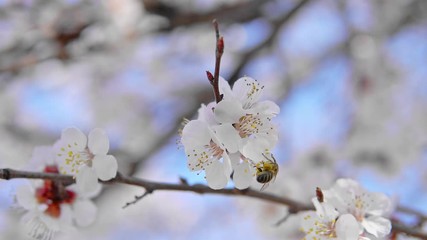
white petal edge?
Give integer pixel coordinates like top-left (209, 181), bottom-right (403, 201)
top-left (16, 184), bottom-right (37, 210)
top-left (218, 77), bottom-right (234, 100)
top-left (233, 161), bottom-right (253, 190)
top-left (362, 215), bottom-right (392, 238)
top-left (88, 128), bottom-right (110, 155)
top-left (62, 127), bottom-right (87, 150)
top-left (181, 120), bottom-right (212, 147)
top-left (205, 160), bottom-right (229, 190)
top-left (241, 137), bottom-right (271, 162)
top-left (336, 214), bottom-right (361, 240)
top-left (92, 155), bottom-right (118, 181)
top-left (73, 199), bottom-right (97, 227)
top-left (212, 123), bottom-right (240, 153)
top-left (214, 99), bottom-right (245, 124)
top-left (76, 167), bottom-right (100, 194)
top-left (250, 100), bottom-right (280, 115)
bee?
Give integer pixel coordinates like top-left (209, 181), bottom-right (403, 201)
top-left (255, 153), bottom-right (279, 191)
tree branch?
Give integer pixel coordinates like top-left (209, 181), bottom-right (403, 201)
top-left (1, 168), bottom-right (427, 239)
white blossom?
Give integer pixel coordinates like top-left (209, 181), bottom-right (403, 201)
top-left (301, 198), bottom-right (361, 240)
top-left (181, 77), bottom-right (281, 190)
top-left (15, 167), bottom-right (97, 240)
top-left (55, 127), bottom-right (118, 193)
top-left (181, 119), bottom-right (240, 189)
top-left (324, 178), bottom-right (393, 238)
top-left (215, 77), bottom-right (279, 162)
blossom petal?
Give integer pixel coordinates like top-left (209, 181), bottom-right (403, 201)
top-left (92, 155), bottom-right (118, 181)
top-left (212, 123), bottom-right (240, 153)
top-left (222, 153), bottom-right (233, 177)
top-left (16, 184), bottom-right (37, 210)
top-left (232, 76), bottom-right (263, 108)
top-left (58, 206), bottom-right (77, 234)
top-left (241, 137), bottom-right (271, 162)
top-left (59, 204), bottom-right (74, 225)
top-left (232, 160), bottom-right (253, 190)
top-left (62, 127), bottom-right (87, 151)
top-left (218, 77), bottom-right (233, 100)
top-left (336, 214), bottom-right (361, 240)
top-left (312, 198), bottom-right (339, 221)
top-left (68, 183), bottom-right (102, 199)
top-left (186, 145), bottom-right (211, 172)
top-left (24, 214), bottom-right (57, 238)
top-left (214, 99), bottom-right (245, 124)
top-left (362, 215), bottom-right (392, 238)
top-left (29, 146), bottom-right (56, 169)
top-left (205, 160), bottom-right (229, 190)
top-left (364, 192), bottom-right (392, 216)
top-left (73, 199), bottom-right (97, 227)
top-left (300, 211), bottom-right (318, 235)
top-left (88, 128), bottom-right (110, 155)
top-left (76, 167), bottom-right (99, 193)
top-left (250, 100), bottom-right (280, 116)
top-left (181, 120), bottom-right (211, 146)
top-left (40, 214), bottom-right (61, 232)
top-left (197, 102), bottom-right (217, 126)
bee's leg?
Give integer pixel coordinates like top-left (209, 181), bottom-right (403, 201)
top-left (270, 154), bottom-right (277, 163)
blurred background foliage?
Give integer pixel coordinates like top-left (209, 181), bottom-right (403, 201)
top-left (1, 0), bottom-right (427, 239)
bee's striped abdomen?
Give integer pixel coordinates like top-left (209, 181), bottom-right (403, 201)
top-left (256, 171), bottom-right (274, 184)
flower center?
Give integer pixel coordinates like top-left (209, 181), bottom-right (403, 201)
top-left (303, 215), bottom-right (337, 238)
top-left (314, 219), bottom-right (337, 238)
top-left (352, 196), bottom-right (366, 221)
top-left (35, 166), bottom-right (77, 218)
top-left (234, 114), bottom-right (265, 138)
top-left (208, 140), bottom-right (224, 158)
top-left (189, 140), bottom-right (224, 171)
top-left (58, 145), bottom-right (94, 175)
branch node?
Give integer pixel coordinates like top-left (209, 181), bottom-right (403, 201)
top-left (179, 177), bottom-right (189, 185)
top-left (1, 168), bottom-right (10, 180)
top-left (217, 36), bottom-right (224, 55)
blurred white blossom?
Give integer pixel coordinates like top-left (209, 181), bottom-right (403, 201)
top-left (55, 127), bottom-right (118, 193)
top-left (323, 179), bottom-right (393, 238)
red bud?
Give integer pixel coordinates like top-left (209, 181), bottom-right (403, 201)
top-left (206, 71), bottom-right (214, 82)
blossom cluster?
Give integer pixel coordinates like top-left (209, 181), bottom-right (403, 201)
top-left (15, 128), bottom-right (117, 240)
top-left (180, 76), bottom-right (280, 189)
top-left (300, 178), bottom-right (393, 240)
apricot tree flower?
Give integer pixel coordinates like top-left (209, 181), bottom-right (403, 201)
top-left (15, 166), bottom-right (97, 240)
top-left (181, 119), bottom-right (240, 189)
top-left (324, 179), bottom-right (393, 238)
top-left (214, 77), bottom-right (279, 161)
top-left (301, 198), bottom-right (361, 240)
top-left (180, 77), bottom-right (281, 190)
top-left (55, 127), bottom-right (118, 193)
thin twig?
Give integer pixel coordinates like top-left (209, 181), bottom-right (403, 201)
top-left (1, 168), bottom-right (427, 239)
top-left (208, 19), bottom-right (224, 103)
top-left (122, 190), bottom-right (152, 209)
